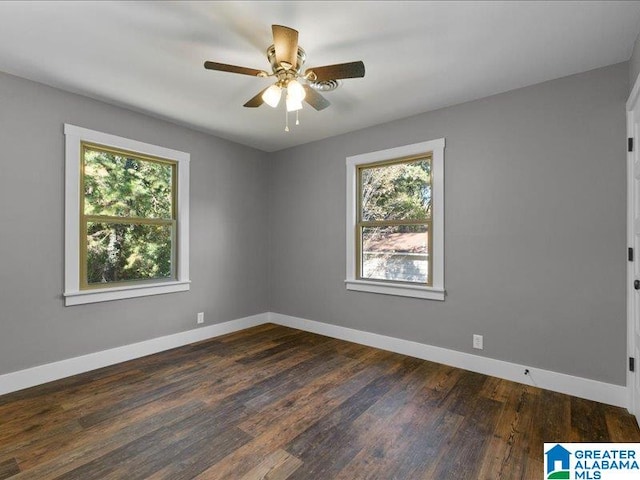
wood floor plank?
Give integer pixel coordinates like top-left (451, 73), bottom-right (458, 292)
top-left (10, 400), bottom-right (206, 478)
top-left (605, 405), bottom-right (640, 441)
top-left (219, 350), bottom-right (352, 408)
top-left (0, 459), bottom-right (19, 480)
top-left (197, 352), bottom-right (395, 479)
top-left (78, 345), bottom-right (313, 429)
top-left (237, 353), bottom-right (350, 412)
top-left (0, 416), bottom-right (83, 465)
top-left (238, 350), bottom-right (391, 438)
top-left (476, 384), bottom-right (538, 480)
top-left (0, 404), bottom-right (74, 444)
top-left (142, 427), bottom-right (256, 480)
top-left (334, 380), bottom-right (463, 480)
top-left (0, 324), bottom-right (638, 480)
top-left (197, 350), bottom-right (340, 410)
top-left (537, 389), bottom-right (572, 442)
top-left (0, 367), bottom-right (120, 408)
top-left (284, 357), bottom-right (422, 479)
top-left (238, 449), bottom-right (303, 480)
top-left (419, 363), bottom-right (464, 405)
top-left (57, 365), bottom-right (200, 414)
top-left (570, 397), bottom-right (611, 442)
top-left (440, 370), bottom-right (490, 415)
top-left (102, 426), bottom-right (251, 480)
top-left (214, 324), bottom-right (295, 345)
top-left (479, 375), bottom-right (514, 403)
top-left (430, 395), bottom-right (504, 479)
top-left (343, 360), bottom-right (469, 480)
top-left (56, 399), bottom-right (251, 480)
top-left (320, 337), bottom-right (376, 359)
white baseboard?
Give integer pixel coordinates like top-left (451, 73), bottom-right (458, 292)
top-left (268, 312), bottom-right (628, 409)
top-left (0, 310), bottom-right (628, 409)
top-left (0, 313), bottom-right (268, 396)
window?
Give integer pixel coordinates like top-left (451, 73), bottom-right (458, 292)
top-left (64, 124), bottom-right (190, 306)
top-left (358, 155), bottom-right (432, 284)
top-left (346, 139), bottom-right (445, 300)
top-left (81, 144), bottom-right (176, 287)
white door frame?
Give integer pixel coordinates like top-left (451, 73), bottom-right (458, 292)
top-left (627, 73), bottom-right (640, 419)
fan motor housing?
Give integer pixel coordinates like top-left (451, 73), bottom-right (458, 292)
top-left (266, 45), bottom-right (341, 92)
top-left (267, 45), bottom-right (306, 75)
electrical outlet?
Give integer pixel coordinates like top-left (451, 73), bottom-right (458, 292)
top-left (473, 334), bottom-right (483, 350)
top-left (197, 312), bottom-right (204, 324)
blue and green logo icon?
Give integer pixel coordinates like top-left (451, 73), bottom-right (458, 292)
top-left (546, 444), bottom-right (571, 479)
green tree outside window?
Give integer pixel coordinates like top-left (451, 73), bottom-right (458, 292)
top-left (81, 144), bottom-right (176, 287)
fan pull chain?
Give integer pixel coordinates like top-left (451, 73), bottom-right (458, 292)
top-left (296, 110), bottom-right (300, 126)
top-left (285, 108), bottom-right (289, 132)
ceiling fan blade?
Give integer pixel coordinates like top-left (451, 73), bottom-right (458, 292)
top-left (303, 85), bottom-right (330, 111)
top-left (305, 61), bottom-right (365, 82)
top-left (243, 87), bottom-right (269, 108)
top-left (204, 61), bottom-right (265, 77)
top-left (272, 25), bottom-right (299, 69)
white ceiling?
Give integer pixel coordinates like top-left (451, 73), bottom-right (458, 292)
top-left (0, 1), bottom-right (639, 152)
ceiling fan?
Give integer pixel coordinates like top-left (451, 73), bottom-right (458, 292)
top-left (204, 25), bottom-right (365, 130)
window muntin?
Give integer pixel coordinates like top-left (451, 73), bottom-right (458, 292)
top-left (80, 143), bottom-right (177, 289)
top-left (356, 155), bottom-right (433, 286)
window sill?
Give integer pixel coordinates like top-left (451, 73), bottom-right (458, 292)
top-left (345, 279), bottom-right (445, 301)
top-left (64, 280), bottom-right (191, 306)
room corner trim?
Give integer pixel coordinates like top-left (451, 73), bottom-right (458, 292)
top-left (1, 311), bottom-right (627, 409)
top-left (268, 312), bottom-right (628, 409)
top-left (0, 312), bottom-right (269, 397)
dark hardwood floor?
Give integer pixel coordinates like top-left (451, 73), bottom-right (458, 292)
top-left (0, 323), bottom-right (638, 479)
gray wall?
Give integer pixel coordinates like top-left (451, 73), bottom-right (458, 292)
top-left (269, 62), bottom-right (629, 385)
top-left (0, 62), bottom-right (630, 387)
top-left (0, 71), bottom-right (270, 375)
top-left (631, 30), bottom-right (640, 90)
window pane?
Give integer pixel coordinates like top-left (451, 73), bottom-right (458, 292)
top-left (361, 225), bottom-right (429, 283)
top-left (86, 222), bottom-right (173, 285)
top-left (84, 147), bottom-right (174, 218)
top-left (360, 159), bottom-right (431, 221)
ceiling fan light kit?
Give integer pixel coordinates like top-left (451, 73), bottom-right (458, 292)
top-left (261, 85), bottom-right (282, 108)
top-left (204, 24), bottom-right (365, 132)
top-left (286, 95), bottom-right (303, 113)
top-left (286, 79), bottom-right (306, 103)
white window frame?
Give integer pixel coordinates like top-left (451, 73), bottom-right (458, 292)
top-left (345, 138), bottom-right (445, 300)
top-left (63, 124), bottom-right (190, 306)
